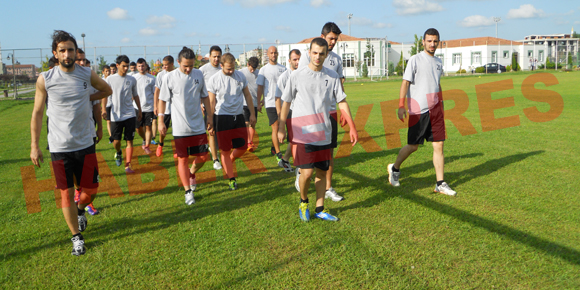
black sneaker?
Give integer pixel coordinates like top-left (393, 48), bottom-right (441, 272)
top-left (78, 211), bottom-right (87, 232)
top-left (270, 146), bottom-right (276, 155)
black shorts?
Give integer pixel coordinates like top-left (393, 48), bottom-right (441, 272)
top-left (330, 111), bottom-right (338, 148)
top-left (138, 111), bottom-right (155, 127)
top-left (174, 134), bottom-right (209, 158)
top-left (51, 145), bottom-right (99, 189)
top-left (162, 114), bottom-right (171, 129)
top-left (286, 110), bottom-right (293, 143)
top-left (104, 106), bottom-right (112, 121)
top-left (243, 106), bottom-right (257, 124)
top-left (294, 143), bottom-right (332, 171)
top-left (110, 117), bottom-right (136, 141)
top-left (214, 114), bottom-right (248, 151)
top-left (407, 103), bottom-right (446, 145)
top-left (266, 107), bottom-right (278, 126)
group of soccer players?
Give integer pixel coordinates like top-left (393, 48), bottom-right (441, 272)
top-left (30, 22), bottom-right (456, 255)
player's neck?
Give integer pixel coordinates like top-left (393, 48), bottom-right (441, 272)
top-left (308, 63), bottom-right (323, 72)
top-left (269, 61), bottom-right (277, 66)
top-left (58, 63), bottom-right (76, 73)
top-left (423, 50), bottom-right (435, 57)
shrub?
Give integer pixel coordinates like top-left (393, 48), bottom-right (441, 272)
top-left (475, 67), bottom-right (486, 73)
top-left (506, 65), bottom-right (511, 71)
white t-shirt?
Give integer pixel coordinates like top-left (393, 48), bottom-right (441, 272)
top-left (239, 67), bottom-right (258, 107)
top-left (256, 63), bottom-right (286, 108)
top-left (155, 70), bottom-right (171, 114)
top-left (106, 74), bottom-right (138, 122)
top-left (403, 51), bottom-right (443, 115)
top-left (103, 76), bottom-right (112, 108)
top-left (134, 73), bottom-right (156, 112)
top-left (199, 63), bottom-right (221, 83)
top-left (281, 66), bottom-right (346, 146)
top-left (159, 69), bottom-right (208, 136)
top-left (275, 69), bottom-right (295, 110)
top-left (299, 50), bottom-right (344, 111)
top-left (207, 70), bottom-right (248, 116)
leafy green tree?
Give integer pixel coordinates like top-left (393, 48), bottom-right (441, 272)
top-left (363, 39), bottom-right (375, 67)
top-left (362, 63), bottom-right (368, 77)
top-left (395, 53), bottom-right (404, 75)
top-left (388, 62), bottom-right (395, 76)
top-left (40, 56), bottom-right (50, 72)
top-left (410, 34), bottom-right (424, 56)
top-left (97, 56), bottom-right (108, 71)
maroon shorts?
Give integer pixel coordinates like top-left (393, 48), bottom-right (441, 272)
top-left (174, 134), bottom-right (209, 158)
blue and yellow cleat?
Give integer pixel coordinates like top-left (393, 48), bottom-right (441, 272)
top-left (299, 202), bottom-right (310, 222)
top-left (314, 209), bottom-right (339, 221)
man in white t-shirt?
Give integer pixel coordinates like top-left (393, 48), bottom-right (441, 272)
top-left (129, 62), bottom-right (137, 76)
top-left (239, 56), bottom-right (260, 152)
top-left (134, 58), bottom-right (156, 154)
top-left (159, 47), bottom-right (211, 205)
top-left (154, 55), bottom-right (175, 157)
top-left (199, 46), bottom-right (224, 171)
top-left (257, 46), bottom-right (287, 164)
top-left (387, 28), bottom-right (456, 196)
top-left (278, 38), bottom-right (358, 222)
top-left (207, 53), bottom-right (256, 190)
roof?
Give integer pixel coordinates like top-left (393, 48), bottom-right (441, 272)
top-left (439, 37), bottom-right (523, 48)
top-left (297, 34), bottom-right (365, 44)
top-left (6, 64), bottom-right (36, 69)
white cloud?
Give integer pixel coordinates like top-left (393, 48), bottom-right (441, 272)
top-left (393, 0), bottom-right (444, 15)
top-left (310, 0), bottom-right (330, 7)
top-left (373, 22), bottom-right (392, 29)
top-left (107, 8), bottom-right (132, 20)
top-left (121, 38), bottom-right (130, 43)
top-left (458, 15), bottom-right (496, 27)
top-left (139, 28), bottom-right (159, 36)
top-left (507, 4), bottom-right (545, 19)
top-left (347, 16), bottom-right (393, 30)
top-left (275, 26), bottom-right (293, 32)
top-left (258, 37), bottom-right (267, 42)
top-left (223, 0), bottom-right (299, 7)
top-left (146, 15), bottom-right (176, 29)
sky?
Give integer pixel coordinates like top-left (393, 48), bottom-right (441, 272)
top-left (1, 0), bottom-right (578, 65)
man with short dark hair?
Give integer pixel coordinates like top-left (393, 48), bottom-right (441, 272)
top-left (76, 48), bottom-right (87, 67)
top-left (102, 55), bottom-right (142, 174)
top-left (30, 30), bottom-right (112, 255)
top-left (134, 58), bottom-right (156, 154)
top-left (239, 56), bottom-right (260, 151)
top-left (387, 28), bottom-right (456, 196)
top-left (129, 61), bottom-right (137, 76)
top-left (109, 63), bottom-right (117, 75)
top-left (154, 55), bottom-right (175, 157)
top-left (200, 45), bottom-right (224, 170)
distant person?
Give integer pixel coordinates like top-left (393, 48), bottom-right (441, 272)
top-left (387, 28), bottom-right (456, 196)
top-left (134, 58), bottom-right (156, 154)
top-left (153, 55), bottom-right (176, 157)
top-left (199, 46), bottom-right (224, 170)
top-left (129, 61), bottom-right (137, 75)
top-left (239, 56), bottom-right (260, 152)
top-left (109, 63), bottom-right (117, 75)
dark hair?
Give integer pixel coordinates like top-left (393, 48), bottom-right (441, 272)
top-left (109, 63), bottom-right (117, 68)
top-left (321, 22), bottom-right (342, 36)
top-left (51, 30), bottom-right (78, 52)
top-left (77, 48), bottom-right (85, 55)
top-left (310, 37), bottom-right (329, 52)
top-left (220, 53), bottom-right (235, 64)
top-left (424, 28), bottom-right (440, 40)
top-left (163, 55), bottom-right (174, 63)
top-left (130, 61), bottom-right (136, 66)
top-left (102, 66), bottom-right (110, 71)
top-left (136, 58), bottom-right (147, 65)
top-left (248, 57), bottom-right (259, 69)
top-left (209, 45), bottom-right (222, 55)
top-left (116, 55), bottom-right (130, 65)
top-left (289, 49), bottom-right (301, 58)
top-left (85, 59), bottom-right (91, 65)
top-left (48, 56), bottom-right (58, 69)
top-left (178, 46), bottom-right (196, 60)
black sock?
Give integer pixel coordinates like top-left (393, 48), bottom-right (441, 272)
top-left (214, 159), bottom-right (219, 162)
top-left (315, 206), bottom-right (324, 213)
top-left (185, 189), bottom-right (192, 194)
top-left (300, 198), bottom-right (309, 204)
top-left (437, 180), bottom-right (444, 186)
top-left (392, 166), bottom-right (400, 172)
top-left (117, 150), bottom-right (122, 155)
top-left (159, 142), bottom-right (164, 147)
top-left (73, 233), bottom-right (83, 239)
top-left (78, 207), bottom-right (85, 216)
top-left (230, 177), bottom-right (236, 182)
top-left (276, 152), bottom-right (282, 158)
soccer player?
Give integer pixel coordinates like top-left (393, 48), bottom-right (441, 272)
top-left (207, 53), bottom-right (256, 190)
top-left (134, 58), bottom-right (156, 154)
top-left (278, 38), bottom-right (357, 222)
top-left (158, 47), bottom-right (211, 205)
top-left (199, 46), bottom-right (224, 170)
top-left (239, 56), bottom-right (260, 151)
top-left (30, 30), bottom-right (112, 255)
top-left (76, 48), bottom-right (87, 67)
top-left (297, 22), bottom-right (347, 202)
top-left (109, 63), bottom-right (117, 75)
top-left (257, 46), bottom-right (287, 164)
top-left (102, 55), bottom-right (142, 174)
top-left (129, 61), bottom-right (137, 75)
top-left (154, 55), bottom-right (175, 157)
top-left (274, 49), bottom-right (301, 173)
top-left (387, 28), bottom-right (456, 196)
top-left (101, 66), bottom-right (114, 141)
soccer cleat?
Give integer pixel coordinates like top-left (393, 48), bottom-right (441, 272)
top-left (156, 145), bottom-right (163, 157)
top-left (247, 142), bottom-right (255, 152)
top-left (78, 211), bottom-right (87, 232)
top-left (278, 159), bottom-right (294, 173)
top-left (434, 182), bottom-right (457, 196)
top-left (74, 188), bottom-right (82, 203)
top-left (315, 209), bottom-right (339, 221)
top-left (189, 173), bottom-right (197, 191)
top-left (71, 235), bottom-right (86, 256)
top-left (143, 146), bottom-right (151, 155)
top-left (325, 187), bottom-right (344, 202)
top-left (295, 169), bottom-right (301, 192)
top-left (125, 164), bottom-right (135, 174)
top-left (270, 146), bottom-right (276, 155)
top-left (299, 202), bottom-right (310, 222)
top-left (86, 203), bottom-right (100, 215)
top-left (387, 163), bottom-right (401, 187)
top-left (114, 153), bottom-right (122, 167)
top-left (141, 141), bottom-right (146, 150)
top-left (151, 139), bottom-right (157, 145)
top-left (228, 179), bottom-right (238, 190)
top-left (184, 190), bottom-right (195, 205)
top-left (213, 160), bottom-right (222, 170)
top-left (275, 152), bottom-right (283, 163)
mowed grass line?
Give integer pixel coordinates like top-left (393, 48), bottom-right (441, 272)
top-left (0, 71), bottom-right (579, 289)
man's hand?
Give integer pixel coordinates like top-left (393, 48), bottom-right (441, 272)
top-left (207, 120), bottom-right (215, 136)
top-left (137, 111), bottom-right (142, 122)
top-left (158, 122), bottom-right (167, 136)
top-left (31, 147), bottom-right (44, 168)
top-left (154, 107), bottom-right (158, 116)
top-left (349, 129), bottom-right (359, 147)
top-left (101, 110), bottom-right (108, 120)
top-left (250, 115), bottom-right (256, 127)
top-left (96, 128), bottom-right (103, 144)
top-left (397, 107), bottom-right (407, 121)
top-left (277, 126), bottom-right (286, 144)
top-left (257, 102), bottom-right (263, 113)
top-left (339, 113), bottom-right (348, 127)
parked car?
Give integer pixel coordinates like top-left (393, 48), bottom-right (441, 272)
top-left (478, 63), bottom-right (507, 73)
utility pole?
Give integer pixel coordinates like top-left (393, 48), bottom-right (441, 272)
top-left (493, 17), bottom-right (501, 38)
top-left (81, 33), bottom-right (86, 52)
top-left (348, 14), bottom-right (353, 36)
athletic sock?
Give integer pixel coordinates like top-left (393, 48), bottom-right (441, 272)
top-left (214, 159), bottom-right (219, 163)
top-left (315, 206), bottom-right (324, 214)
top-left (229, 177), bottom-right (236, 182)
top-left (159, 142), bottom-right (164, 147)
top-left (73, 233), bottom-right (83, 239)
top-left (77, 207), bottom-right (85, 216)
top-left (185, 189), bottom-right (192, 194)
top-left (392, 166), bottom-right (400, 172)
top-left (117, 150), bottom-right (122, 156)
top-left (300, 198), bottom-right (309, 204)
top-left (437, 180), bottom-right (444, 186)
top-left (276, 152), bottom-right (283, 159)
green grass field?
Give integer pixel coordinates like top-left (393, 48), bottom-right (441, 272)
top-left (1, 71), bottom-right (579, 289)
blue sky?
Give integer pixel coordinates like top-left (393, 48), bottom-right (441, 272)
top-left (1, 0), bottom-right (578, 64)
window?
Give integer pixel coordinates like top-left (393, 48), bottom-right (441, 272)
top-left (539, 50), bottom-right (544, 61)
top-left (503, 51), bottom-right (510, 58)
top-left (491, 51), bottom-right (497, 63)
top-left (528, 50), bottom-right (533, 58)
top-left (472, 52), bottom-right (481, 65)
top-left (452, 53), bottom-right (462, 65)
top-left (280, 56), bottom-right (287, 67)
top-left (435, 54), bottom-right (444, 65)
top-left (342, 53), bottom-right (355, 68)
top-left (365, 57), bottom-right (375, 67)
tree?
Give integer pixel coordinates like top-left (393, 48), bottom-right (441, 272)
top-left (40, 56), bottom-right (50, 72)
top-left (97, 56), bottom-right (108, 72)
top-left (363, 39), bottom-right (375, 67)
top-left (410, 34), bottom-right (424, 56)
top-left (362, 62), bottom-right (368, 77)
top-left (395, 53), bottom-right (404, 75)
top-left (388, 62), bottom-right (395, 76)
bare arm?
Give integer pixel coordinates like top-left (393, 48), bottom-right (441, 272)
top-left (90, 70), bottom-right (112, 101)
top-left (398, 79), bottom-right (411, 121)
top-left (207, 92), bottom-right (217, 136)
top-left (277, 101), bottom-right (291, 144)
top-left (154, 87), bottom-right (160, 115)
top-left (30, 76), bottom-right (47, 167)
top-left (133, 95), bottom-right (142, 121)
top-left (242, 87), bottom-right (256, 127)
top-left (257, 85), bottom-right (264, 113)
top-left (93, 103), bottom-right (102, 143)
top-left (158, 100), bottom-right (167, 136)
top-left (338, 100), bottom-right (358, 146)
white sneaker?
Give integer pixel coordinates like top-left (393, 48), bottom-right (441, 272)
top-left (278, 159), bottom-right (294, 172)
top-left (185, 190), bottom-right (195, 205)
top-left (213, 160), bottom-right (222, 170)
top-left (387, 163), bottom-right (400, 187)
top-left (295, 169), bottom-right (301, 192)
top-left (325, 187), bottom-right (344, 202)
top-left (71, 235), bottom-right (86, 256)
top-left (434, 182), bottom-right (456, 196)
top-left (78, 212), bottom-right (87, 232)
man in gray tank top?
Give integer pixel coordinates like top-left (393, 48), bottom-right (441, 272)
top-left (387, 28), bottom-right (456, 196)
top-left (30, 30), bottom-right (112, 256)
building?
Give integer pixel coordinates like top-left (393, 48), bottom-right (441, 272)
top-left (0, 43), bottom-right (5, 75)
top-left (6, 64), bottom-right (37, 79)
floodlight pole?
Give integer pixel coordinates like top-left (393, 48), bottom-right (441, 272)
top-left (81, 33), bottom-right (86, 52)
top-left (493, 17), bottom-right (501, 38)
top-left (348, 14), bottom-right (353, 36)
